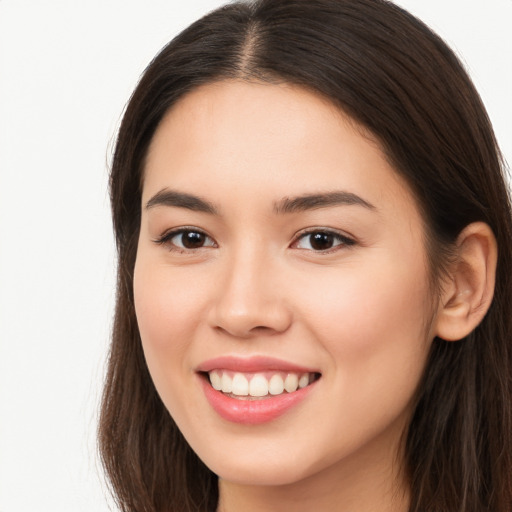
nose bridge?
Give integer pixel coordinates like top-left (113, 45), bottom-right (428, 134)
top-left (208, 239), bottom-right (291, 337)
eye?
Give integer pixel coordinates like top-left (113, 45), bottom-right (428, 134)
top-left (155, 228), bottom-right (216, 251)
top-left (293, 230), bottom-right (355, 252)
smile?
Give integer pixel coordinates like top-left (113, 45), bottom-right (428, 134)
top-left (208, 370), bottom-right (318, 398)
top-left (197, 357), bottom-right (321, 424)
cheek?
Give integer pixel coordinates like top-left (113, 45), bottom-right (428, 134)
top-left (296, 251), bottom-right (432, 385)
top-left (133, 257), bottom-right (208, 394)
top-left (134, 259), bottom-right (202, 346)
top-left (294, 258), bottom-right (432, 453)
top-left (133, 256), bottom-right (213, 431)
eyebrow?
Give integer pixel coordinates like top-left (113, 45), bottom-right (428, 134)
top-left (145, 189), bottom-right (218, 214)
top-left (273, 191), bottom-right (376, 214)
top-left (145, 188), bottom-right (376, 215)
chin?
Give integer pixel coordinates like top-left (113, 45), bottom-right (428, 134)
top-left (213, 460), bottom-right (310, 487)
top-left (193, 436), bottom-right (328, 488)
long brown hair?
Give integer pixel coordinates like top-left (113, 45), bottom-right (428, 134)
top-left (99, 1), bottom-right (512, 510)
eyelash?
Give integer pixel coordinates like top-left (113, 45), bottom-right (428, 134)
top-left (292, 228), bottom-right (356, 253)
top-left (153, 227), bottom-right (356, 254)
top-left (153, 227), bottom-right (216, 253)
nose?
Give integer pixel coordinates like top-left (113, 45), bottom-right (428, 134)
top-left (207, 247), bottom-right (293, 338)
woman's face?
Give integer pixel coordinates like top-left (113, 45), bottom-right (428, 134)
top-left (134, 80), bottom-right (436, 488)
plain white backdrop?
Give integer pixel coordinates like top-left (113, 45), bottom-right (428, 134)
top-left (0, 1), bottom-right (510, 511)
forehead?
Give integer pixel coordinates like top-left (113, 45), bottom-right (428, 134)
top-left (143, 79), bottom-right (417, 218)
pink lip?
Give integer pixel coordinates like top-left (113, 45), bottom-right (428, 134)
top-left (199, 377), bottom-right (316, 425)
top-left (196, 355), bottom-right (317, 373)
top-left (196, 356), bottom-right (319, 425)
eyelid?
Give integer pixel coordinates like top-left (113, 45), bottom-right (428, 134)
top-left (152, 225), bottom-right (355, 253)
top-left (153, 226), bottom-right (217, 251)
top-left (291, 227), bottom-right (356, 252)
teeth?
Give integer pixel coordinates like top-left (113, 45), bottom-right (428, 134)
top-left (208, 370), bottom-right (316, 397)
top-left (249, 374), bottom-right (268, 397)
top-left (210, 370), bottom-right (222, 391)
top-left (231, 373), bottom-right (249, 396)
top-left (298, 374), bottom-right (309, 389)
top-left (268, 374), bottom-right (284, 395)
top-left (221, 372), bottom-right (232, 393)
top-left (284, 373), bottom-right (299, 393)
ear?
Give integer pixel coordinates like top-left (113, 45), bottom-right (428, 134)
top-left (435, 222), bottom-right (497, 342)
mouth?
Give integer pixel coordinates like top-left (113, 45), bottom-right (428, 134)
top-left (196, 356), bottom-right (321, 424)
top-left (202, 370), bottom-right (321, 400)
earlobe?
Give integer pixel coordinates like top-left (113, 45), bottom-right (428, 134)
top-left (435, 222), bottom-right (497, 342)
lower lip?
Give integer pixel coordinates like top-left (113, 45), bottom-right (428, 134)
top-left (200, 376), bottom-right (316, 425)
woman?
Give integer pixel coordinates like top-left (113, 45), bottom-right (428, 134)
top-left (99, 0), bottom-right (512, 510)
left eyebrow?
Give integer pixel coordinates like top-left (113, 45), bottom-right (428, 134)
top-left (273, 191), bottom-right (376, 214)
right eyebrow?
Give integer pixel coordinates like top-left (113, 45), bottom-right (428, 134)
top-left (145, 189), bottom-right (218, 214)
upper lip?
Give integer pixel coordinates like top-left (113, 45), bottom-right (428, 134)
top-left (196, 356), bottom-right (319, 374)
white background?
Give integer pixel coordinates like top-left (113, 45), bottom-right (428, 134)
top-left (0, 1), bottom-right (510, 511)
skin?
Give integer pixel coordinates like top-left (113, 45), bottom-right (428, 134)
top-left (134, 80), bottom-right (441, 512)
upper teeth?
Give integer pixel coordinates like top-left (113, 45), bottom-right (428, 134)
top-left (208, 370), bottom-right (313, 397)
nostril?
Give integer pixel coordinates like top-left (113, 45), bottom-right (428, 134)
top-left (212, 321), bottom-right (289, 339)
top-left (250, 325), bottom-right (278, 334)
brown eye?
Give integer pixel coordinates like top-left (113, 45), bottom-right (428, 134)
top-left (309, 232), bottom-right (335, 250)
top-left (295, 230), bottom-right (354, 252)
top-left (179, 231), bottom-right (207, 249)
top-left (157, 229), bottom-right (216, 251)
